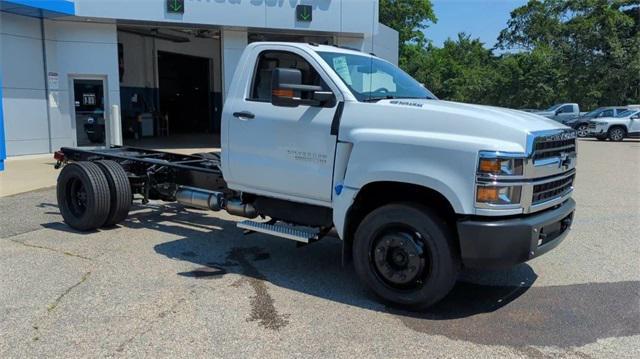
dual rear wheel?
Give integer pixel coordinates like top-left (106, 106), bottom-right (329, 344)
top-left (57, 160), bottom-right (132, 231)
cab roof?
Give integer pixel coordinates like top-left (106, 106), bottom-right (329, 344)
top-left (247, 41), bottom-right (376, 58)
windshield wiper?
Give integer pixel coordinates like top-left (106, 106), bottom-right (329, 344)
top-left (362, 96), bottom-right (434, 103)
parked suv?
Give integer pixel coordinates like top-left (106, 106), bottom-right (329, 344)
top-left (588, 108), bottom-right (640, 141)
top-left (566, 106), bottom-right (629, 137)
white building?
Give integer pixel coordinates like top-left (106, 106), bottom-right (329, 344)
top-left (0, 0), bottom-right (398, 170)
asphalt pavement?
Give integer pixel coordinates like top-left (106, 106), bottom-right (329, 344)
top-left (1, 139), bottom-right (639, 358)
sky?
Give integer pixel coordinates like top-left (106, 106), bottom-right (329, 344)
top-left (426, 0), bottom-right (529, 48)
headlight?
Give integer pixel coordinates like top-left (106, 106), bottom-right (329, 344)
top-left (477, 152), bottom-right (524, 176)
top-left (476, 185), bottom-right (522, 205)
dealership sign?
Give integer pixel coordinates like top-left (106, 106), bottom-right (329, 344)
top-left (296, 5), bottom-right (312, 22)
top-left (167, 0), bottom-right (184, 14)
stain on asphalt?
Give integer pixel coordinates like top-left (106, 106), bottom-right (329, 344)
top-left (227, 247), bottom-right (290, 331)
top-left (391, 280), bottom-right (640, 348)
top-left (179, 266), bottom-right (227, 279)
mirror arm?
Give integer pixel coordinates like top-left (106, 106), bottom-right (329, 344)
top-left (279, 83), bottom-right (324, 92)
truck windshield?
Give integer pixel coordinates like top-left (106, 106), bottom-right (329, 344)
top-left (582, 109), bottom-right (602, 118)
top-left (317, 51), bottom-right (436, 102)
top-left (545, 104), bottom-right (563, 112)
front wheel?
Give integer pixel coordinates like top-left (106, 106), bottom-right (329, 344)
top-left (576, 124), bottom-right (589, 138)
top-left (353, 203), bottom-right (459, 310)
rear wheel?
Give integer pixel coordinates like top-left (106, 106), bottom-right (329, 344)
top-left (576, 124), bottom-right (588, 138)
top-left (608, 127), bottom-right (626, 141)
top-left (57, 162), bottom-right (111, 231)
top-left (95, 160), bottom-right (132, 227)
top-left (353, 203), bottom-right (459, 310)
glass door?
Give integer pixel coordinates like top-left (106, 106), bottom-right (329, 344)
top-left (73, 79), bottom-right (107, 147)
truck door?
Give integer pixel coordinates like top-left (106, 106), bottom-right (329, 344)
top-left (225, 48), bottom-right (340, 204)
top-left (554, 104), bottom-right (576, 123)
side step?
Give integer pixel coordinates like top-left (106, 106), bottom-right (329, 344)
top-left (237, 220), bottom-right (320, 243)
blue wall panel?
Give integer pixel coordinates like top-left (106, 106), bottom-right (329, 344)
top-left (0, 0), bottom-right (75, 17)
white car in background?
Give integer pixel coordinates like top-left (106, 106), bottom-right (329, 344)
top-left (588, 108), bottom-right (640, 141)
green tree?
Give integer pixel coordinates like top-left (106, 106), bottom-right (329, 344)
top-left (379, 0), bottom-right (437, 68)
top-left (417, 34), bottom-right (497, 104)
top-left (497, 0), bottom-right (640, 109)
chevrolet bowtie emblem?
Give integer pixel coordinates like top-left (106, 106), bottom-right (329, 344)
top-left (559, 152), bottom-right (571, 168)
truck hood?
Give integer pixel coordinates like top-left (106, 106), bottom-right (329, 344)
top-left (380, 99), bottom-right (564, 132)
top-left (342, 99), bottom-right (570, 154)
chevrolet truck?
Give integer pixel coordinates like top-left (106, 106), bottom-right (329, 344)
top-left (53, 42), bottom-right (577, 309)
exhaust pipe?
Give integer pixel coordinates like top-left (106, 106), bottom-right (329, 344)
top-left (175, 187), bottom-right (225, 211)
top-left (175, 187), bottom-right (258, 219)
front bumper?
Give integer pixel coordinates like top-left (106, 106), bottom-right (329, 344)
top-left (457, 198), bottom-right (575, 269)
top-left (588, 124), bottom-right (607, 135)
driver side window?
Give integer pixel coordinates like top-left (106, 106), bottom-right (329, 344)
top-left (249, 50), bottom-right (328, 102)
top-left (558, 105), bottom-right (573, 114)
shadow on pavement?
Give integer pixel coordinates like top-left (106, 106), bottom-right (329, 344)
top-left (44, 202), bottom-right (640, 348)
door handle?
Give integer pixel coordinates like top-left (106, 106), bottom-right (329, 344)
top-left (233, 111), bottom-right (255, 120)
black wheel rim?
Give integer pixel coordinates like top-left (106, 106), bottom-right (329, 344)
top-left (577, 125), bottom-right (588, 137)
top-left (370, 226), bottom-right (431, 290)
top-left (66, 177), bottom-right (88, 218)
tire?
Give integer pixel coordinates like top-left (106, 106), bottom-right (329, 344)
top-left (353, 203), bottom-right (459, 310)
top-left (57, 162), bottom-right (111, 231)
top-left (576, 124), bottom-right (588, 138)
top-left (95, 160), bottom-right (132, 227)
top-left (608, 126), bottom-right (626, 142)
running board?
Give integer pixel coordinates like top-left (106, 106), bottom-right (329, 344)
top-left (237, 220), bottom-right (319, 243)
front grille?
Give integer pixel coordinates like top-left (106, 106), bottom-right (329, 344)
top-left (532, 175), bottom-right (574, 204)
top-left (533, 133), bottom-right (577, 161)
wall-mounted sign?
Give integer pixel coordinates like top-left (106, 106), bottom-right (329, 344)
top-left (47, 72), bottom-right (59, 90)
top-left (296, 5), bottom-right (312, 22)
top-left (167, 0), bottom-right (184, 14)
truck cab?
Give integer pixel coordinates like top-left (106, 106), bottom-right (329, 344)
top-left (220, 43), bottom-right (577, 307)
top-left (54, 42), bottom-right (578, 309)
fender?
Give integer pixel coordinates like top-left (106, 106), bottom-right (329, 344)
top-left (332, 139), bottom-right (478, 239)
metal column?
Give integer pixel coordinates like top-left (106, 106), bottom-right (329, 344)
top-left (0, 73), bottom-right (6, 171)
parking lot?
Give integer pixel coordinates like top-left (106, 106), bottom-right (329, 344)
top-left (1, 139), bottom-right (638, 358)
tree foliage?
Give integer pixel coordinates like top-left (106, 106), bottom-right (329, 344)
top-left (379, 0), bottom-right (437, 68)
top-left (380, 0), bottom-right (640, 110)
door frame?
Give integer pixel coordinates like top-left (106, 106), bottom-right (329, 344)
top-left (68, 75), bottom-right (110, 148)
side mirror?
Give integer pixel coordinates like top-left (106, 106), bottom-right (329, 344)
top-left (271, 68), bottom-right (334, 107)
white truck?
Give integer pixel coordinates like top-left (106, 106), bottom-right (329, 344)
top-left (533, 103), bottom-right (584, 124)
top-left (53, 42), bottom-right (577, 309)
